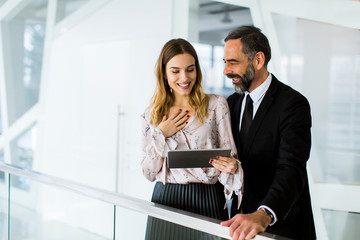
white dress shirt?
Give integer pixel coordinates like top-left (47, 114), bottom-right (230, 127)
top-left (239, 73), bottom-right (272, 130)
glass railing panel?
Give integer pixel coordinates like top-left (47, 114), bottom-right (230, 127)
top-left (0, 172), bottom-right (8, 240)
top-left (9, 124), bottom-right (37, 188)
top-left (322, 209), bottom-right (360, 240)
top-left (9, 174), bottom-right (114, 240)
top-left (1, 162), bottom-right (282, 240)
top-left (115, 205), bottom-right (229, 240)
top-left (114, 205), bottom-right (147, 240)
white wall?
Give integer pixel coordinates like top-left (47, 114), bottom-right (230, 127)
top-left (36, 0), bottom-right (175, 237)
top-left (40, 0), bottom-right (171, 191)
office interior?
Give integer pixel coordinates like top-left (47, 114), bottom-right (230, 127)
top-left (0, 0), bottom-right (359, 239)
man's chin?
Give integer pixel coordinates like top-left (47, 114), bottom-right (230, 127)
top-left (233, 83), bottom-right (245, 94)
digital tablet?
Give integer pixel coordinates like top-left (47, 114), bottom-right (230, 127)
top-left (167, 148), bottom-right (231, 169)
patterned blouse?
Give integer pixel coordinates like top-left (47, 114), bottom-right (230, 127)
top-left (141, 94), bottom-right (243, 202)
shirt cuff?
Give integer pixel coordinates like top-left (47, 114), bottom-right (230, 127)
top-left (258, 205), bottom-right (277, 226)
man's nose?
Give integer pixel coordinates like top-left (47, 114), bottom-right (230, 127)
top-left (223, 65), bottom-right (231, 76)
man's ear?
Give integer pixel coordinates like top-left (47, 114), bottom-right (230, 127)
top-left (253, 52), bottom-right (265, 70)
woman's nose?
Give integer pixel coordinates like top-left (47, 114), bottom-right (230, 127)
top-left (180, 71), bottom-right (188, 81)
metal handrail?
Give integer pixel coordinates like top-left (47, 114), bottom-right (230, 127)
top-left (0, 162), bottom-right (279, 240)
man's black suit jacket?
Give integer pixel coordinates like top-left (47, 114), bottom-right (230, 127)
top-left (228, 75), bottom-right (316, 240)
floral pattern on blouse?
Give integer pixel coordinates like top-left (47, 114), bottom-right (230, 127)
top-left (141, 94), bottom-right (243, 200)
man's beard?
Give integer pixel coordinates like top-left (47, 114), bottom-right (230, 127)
top-left (227, 63), bottom-right (255, 94)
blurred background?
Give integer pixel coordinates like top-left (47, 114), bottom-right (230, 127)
top-left (0, 0), bottom-right (359, 239)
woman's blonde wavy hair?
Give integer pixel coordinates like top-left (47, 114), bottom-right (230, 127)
top-left (149, 39), bottom-right (209, 126)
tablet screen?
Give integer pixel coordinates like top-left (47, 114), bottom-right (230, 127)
top-left (167, 148), bottom-right (231, 168)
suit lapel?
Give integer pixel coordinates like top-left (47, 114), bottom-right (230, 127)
top-left (242, 75), bottom-right (279, 156)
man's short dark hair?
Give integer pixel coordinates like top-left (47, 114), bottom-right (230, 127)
top-left (225, 26), bottom-right (271, 67)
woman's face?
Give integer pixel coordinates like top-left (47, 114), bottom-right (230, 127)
top-left (165, 53), bottom-right (196, 97)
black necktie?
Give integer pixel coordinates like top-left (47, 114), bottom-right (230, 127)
top-left (239, 95), bottom-right (253, 153)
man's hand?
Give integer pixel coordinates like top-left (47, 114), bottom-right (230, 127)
top-left (221, 210), bottom-right (272, 240)
top-left (210, 156), bottom-right (238, 174)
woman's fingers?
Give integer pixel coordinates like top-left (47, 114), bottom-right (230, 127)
top-left (173, 110), bottom-right (190, 125)
top-left (177, 119), bottom-right (188, 130)
top-left (210, 158), bottom-right (226, 172)
top-left (167, 108), bottom-right (190, 127)
top-left (210, 156), bottom-right (238, 174)
top-left (176, 114), bottom-right (189, 127)
top-left (169, 108), bottom-right (183, 120)
top-left (159, 108), bottom-right (190, 137)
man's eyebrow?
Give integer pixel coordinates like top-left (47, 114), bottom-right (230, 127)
top-left (223, 58), bottom-right (239, 62)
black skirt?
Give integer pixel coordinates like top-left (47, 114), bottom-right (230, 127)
top-left (145, 182), bottom-right (228, 240)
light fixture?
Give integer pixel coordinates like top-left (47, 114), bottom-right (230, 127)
top-left (221, 6), bottom-right (232, 23)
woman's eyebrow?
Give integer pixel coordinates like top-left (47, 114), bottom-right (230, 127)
top-left (169, 64), bottom-right (195, 69)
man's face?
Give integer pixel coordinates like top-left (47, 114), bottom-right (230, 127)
top-left (223, 39), bottom-right (255, 93)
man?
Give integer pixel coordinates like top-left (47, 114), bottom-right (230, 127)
top-left (212, 26), bottom-right (316, 240)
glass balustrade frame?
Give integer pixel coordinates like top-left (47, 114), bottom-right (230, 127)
top-left (0, 162), bottom-right (287, 240)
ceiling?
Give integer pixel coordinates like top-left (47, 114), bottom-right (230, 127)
top-left (198, 0), bottom-right (253, 45)
top-left (7, 0), bottom-right (253, 46)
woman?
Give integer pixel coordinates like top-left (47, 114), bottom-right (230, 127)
top-left (141, 39), bottom-right (243, 239)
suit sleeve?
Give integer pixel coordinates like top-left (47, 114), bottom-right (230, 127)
top-left (261, 93), bottom-right (312, 221)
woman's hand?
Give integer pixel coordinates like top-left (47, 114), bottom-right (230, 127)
top-left (158, 108), bottom-right (190, 138)
top-left (210, 156), bottom-right (238, 174)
